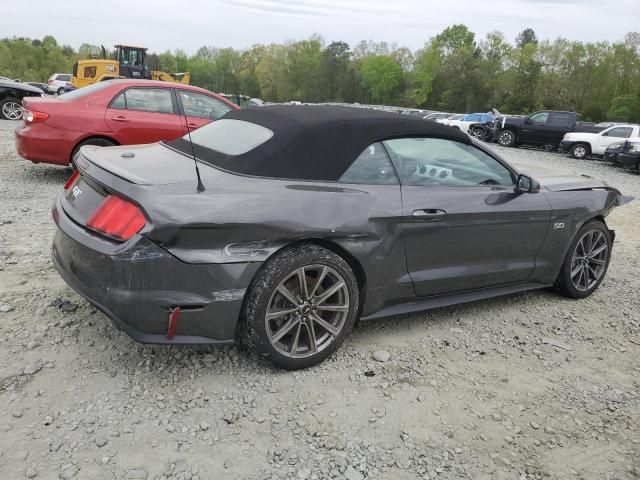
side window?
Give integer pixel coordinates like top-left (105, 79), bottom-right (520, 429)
top-left (548, 113), bottom-right (573, 126)
top-left (122, 88), bottom-right (174, 114)
top-left (465, 114), bottom-right (479, 122)
top-left (529, 112), bottom-right (549, 123)
top-left (607, 127), bottom-right (633, 138)
top-left (58, 74), bottom-right (71, 82)
top-left (339, 142), bottom-right (397, 185)
top-left (178, 91), bottom-right (232, 120)
top-left (383, 137), bottom-right (514, 187)
top-left (110, 92), bottom-right (126, 109)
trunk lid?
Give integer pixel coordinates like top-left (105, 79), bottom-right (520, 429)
top-left (76, 143), bottom-right (203, 186)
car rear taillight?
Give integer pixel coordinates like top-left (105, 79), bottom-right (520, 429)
top-left (86, 195), bottom-right (146, 241)
top-left (47, 79), bottom-right (53, 84)
top-left (23, 110), bottom-right (49, 123)
top-left (63, 170), bottom-right (80, 190)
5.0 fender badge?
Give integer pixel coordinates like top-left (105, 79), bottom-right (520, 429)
top-left (553, 222), bottom-right (565, 230)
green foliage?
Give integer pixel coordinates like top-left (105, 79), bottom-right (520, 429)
top-left (0, 29), bottom-right (639, 121)
top-left (361, 55), bottom-right (403, 104)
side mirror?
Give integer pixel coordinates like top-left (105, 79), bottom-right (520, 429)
top-left (515, 174), bottom-right (540, 193)
top-left (524, 117), bottom-right (532, 124)
top-left (601, 131), bottom-right (609, 137)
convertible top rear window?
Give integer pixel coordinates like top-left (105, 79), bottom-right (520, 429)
top-left (186, 119), bottom-right (274, 156)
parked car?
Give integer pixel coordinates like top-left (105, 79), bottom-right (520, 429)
top-left (16, 79), bottom-right (238, 166)
top-left (0, 78), bottom-right (45, 120)
top-left (434, 113), bottom-right (465, 124)
top-left (26, 82), bottom-right (49, 94)
top-left (423, 112), bottom-right (454, 120)
top-left (47, 73), bottom-right (73, 95)
top-left (439, 113), bottom-right (495, 133)
top-left (51, 105), bottom-right (631, 369)
top-left (617, 140), bottom-right (640, 172)
top-left (497, 111), bottom-right (606, 148)
top-left (559, 124), bottom-right (639, 159)
top-left (603, 142), bottom-right (626, 165)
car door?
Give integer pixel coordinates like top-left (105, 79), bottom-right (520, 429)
top-left (519, 111), bottom-right (552, 144)
top-left (383, 137), bottom-right (551, 297)
top-left (593, 126), bottom-right (634, 154)
top-left (105, 87), bottom-right (184, 145)
top-left (176, 90), bottom-right (234, 132)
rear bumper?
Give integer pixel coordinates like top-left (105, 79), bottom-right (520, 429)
top-left (15, 122), bottom-right (75, 166)
top-left (52, 195), bottom-right (261, 344)
top-left (618, 152), bottom-right (640, 170)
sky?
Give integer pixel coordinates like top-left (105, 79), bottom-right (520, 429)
top-left (3, 0), bottom-right (636, 53)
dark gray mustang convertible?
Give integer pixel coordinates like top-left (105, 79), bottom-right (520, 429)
top-left (52, 105), bottom-right (631, 369)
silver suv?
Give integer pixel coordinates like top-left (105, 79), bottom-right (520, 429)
top-left (47, 73), bottom-right (72, 95)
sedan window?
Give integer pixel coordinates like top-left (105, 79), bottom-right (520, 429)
top-left (178, 90), bottom-right (232, 120)
top-left (339, 142), bottom-right (398, 185)
top-left (383, 137), bottom-right (514, 187)
top-left (111, 88), bottom-right (174, 114)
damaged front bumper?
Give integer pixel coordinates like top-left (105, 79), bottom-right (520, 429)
top-left (52, 197), bottom-right (261, 344)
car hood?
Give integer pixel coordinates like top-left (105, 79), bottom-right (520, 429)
top-left (0, 79), bottom-right (45, 94)
top-left (563, 131), bottom-right (596, 142)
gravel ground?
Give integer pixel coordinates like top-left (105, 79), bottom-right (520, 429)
top-left (0, 118), bottom-right (638, 480)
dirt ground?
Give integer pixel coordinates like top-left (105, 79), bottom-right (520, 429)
top-left (0, 119), bottom-right (638, 480)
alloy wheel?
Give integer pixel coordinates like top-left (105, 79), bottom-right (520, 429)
top-left (573, 146), bottom-right (586, 158)
top-left (570, 229), bottom-right (609, 291)
top-left (498, 132), bottom-right (512, 146)
top-left (2, 101), bottom-right (23, 120)
top-left (265, 265), bottom-right (350, 359)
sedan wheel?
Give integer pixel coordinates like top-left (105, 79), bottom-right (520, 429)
top-left (241, 244), bottom-right (359, 369)
top-left (555, 221), bottom-right (611, 299)
top-left (265, 265), bottom-right (349, 359)
top-left (1, 98), bottom-right (23, 120)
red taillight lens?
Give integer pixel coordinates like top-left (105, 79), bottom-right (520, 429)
top-left (63, 170), bottom-right (80, 190)
top-left (24, 110), bottom-right (49, 123)
top-left (86, 195), bottom-right (146, 241)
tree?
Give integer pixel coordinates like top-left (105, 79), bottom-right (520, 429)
top-left (361, 55), bottom-right (403, 104)
top-left (516, 28), bottom-right (538, 48)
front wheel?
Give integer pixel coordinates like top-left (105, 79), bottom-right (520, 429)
top-left (497, 130), bottom-right (516, 147)
top-left (570, 143), bottom-right (590, 159)
top-left (555, 221), bottom-right (612, 299)
top-left (240, 245), bottom-right (359, 370)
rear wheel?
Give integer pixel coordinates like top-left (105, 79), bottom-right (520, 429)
top-left (71, 138), bottom-right (117, 166)
top-left (555, 220), bottom-right (612, 299)
top-left (570, 143), bottom-right (590, 159)
top-left (497, 130), bottom-right (516, 147)
top-left (57, 87), bottom-right (65, 96)
top-left (0, 97), bottom-right (23, 120)
top-left (240, 244), bottom-right (359, 370)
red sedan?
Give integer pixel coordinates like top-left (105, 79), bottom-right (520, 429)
top-left (16, 79), bottom-right (239, 166)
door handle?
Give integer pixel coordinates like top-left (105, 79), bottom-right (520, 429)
top-left (413, 209), bottom-right (447, 219)
top-left (112, 116), bottom-right (129, 122)
top-left (187, 122), bottom-right (198, 127)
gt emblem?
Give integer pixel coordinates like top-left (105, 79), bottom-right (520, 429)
top-left (553, 222), bottom-right (565, 230)
top-left (71, 185), bottom-right (82, 200)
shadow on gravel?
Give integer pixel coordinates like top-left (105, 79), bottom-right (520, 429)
top-left (15, 163), bottom-right (71, 185)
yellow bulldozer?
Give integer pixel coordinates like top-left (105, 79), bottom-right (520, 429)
top-left (71, 45), bottom-right (190, 88)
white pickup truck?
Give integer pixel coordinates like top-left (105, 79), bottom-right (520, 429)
top-left (559, 124), bottom-right (640, 159)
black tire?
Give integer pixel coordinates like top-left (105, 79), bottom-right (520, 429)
top-left (497, 130), bottom-right (516, 147)
top-left (469, 126), bottom-right (484, 140)
top-left (70, 138), bottom-right (116, 166)
top-left (240, 244), bottom-right (360, 370)
top-left (0, 96), bottom-right (23, 120)
top-left (57, 87), bottom-right (65, 96)
top-left (570, 143), bottom-right (590, 160)
top-left (555, 220), bottom-right (612, 299)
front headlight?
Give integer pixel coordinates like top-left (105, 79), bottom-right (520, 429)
top-left (609, 144), bottom-right (622, 150)
top-left (630, 143), bottom-right (640, 152)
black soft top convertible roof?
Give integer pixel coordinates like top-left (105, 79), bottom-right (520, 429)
top-left (169, 104), bottom-right (471, 181)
